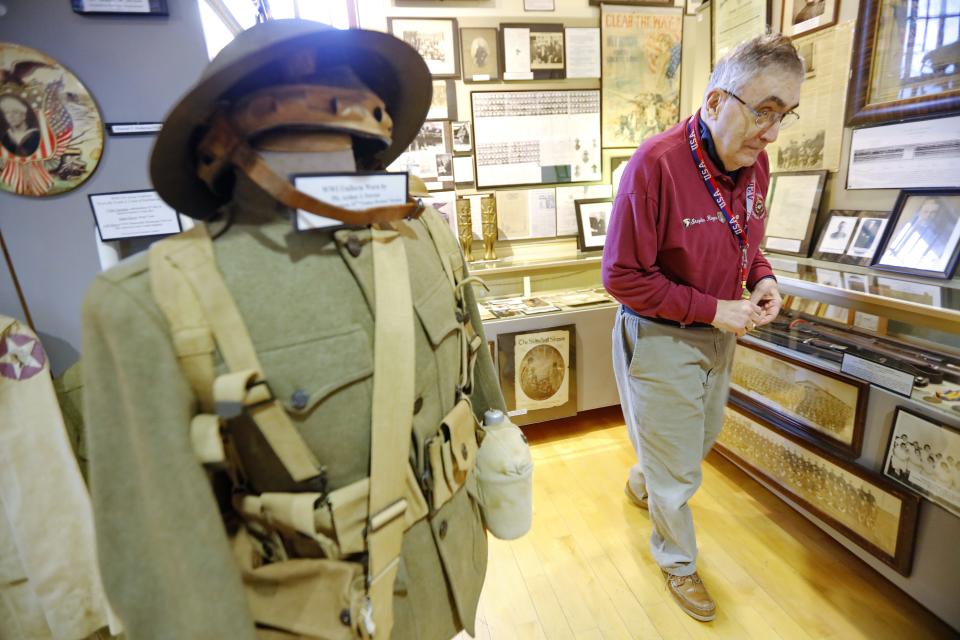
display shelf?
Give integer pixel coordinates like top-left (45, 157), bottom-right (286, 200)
top-left (767, 255), bottom-right (960, 333)
top-left (466, 251), bottom-right (602, 276)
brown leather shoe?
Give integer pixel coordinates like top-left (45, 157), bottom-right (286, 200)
top-left (662, 571), bottom-right (716, 622)
top-left (624, 481), bottom-right (648, 509)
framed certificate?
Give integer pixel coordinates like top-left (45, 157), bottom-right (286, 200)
top-left (762, 170), bottom-right (827, 257)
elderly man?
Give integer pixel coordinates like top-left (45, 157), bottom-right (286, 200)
top-left (601, 34), bottom-right (804, 621)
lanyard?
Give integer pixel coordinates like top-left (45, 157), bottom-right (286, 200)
top-left (686, 118), bottom-right (754, 296)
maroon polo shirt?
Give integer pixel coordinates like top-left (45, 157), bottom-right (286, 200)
top-left (601, 110), bottom-right (775, 325)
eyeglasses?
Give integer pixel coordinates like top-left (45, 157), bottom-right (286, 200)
top-left (723, 89), bottom-right (800, 130)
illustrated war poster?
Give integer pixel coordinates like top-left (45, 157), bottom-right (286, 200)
top-left (601, 5), bottom-right (683, 149)
top-left (497, 325), bottom-right (577, 425)
top-left (768, 21), bottom-right (854, 173)
top-left (0, 43), bottom-right (103, 197)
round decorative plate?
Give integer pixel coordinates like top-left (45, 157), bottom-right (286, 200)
top-left (0, 42), bottom-right (104, 197)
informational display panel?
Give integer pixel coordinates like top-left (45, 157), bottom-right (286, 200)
top-left (472, 90), bottom-right (601, 189)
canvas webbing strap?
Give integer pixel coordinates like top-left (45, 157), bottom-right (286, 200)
top-left (149, 226), bottom-right (216, 413)
top-left (151, 225), bottom-right (322, 483)
top-left (364, 223), bottom-right (415, 638)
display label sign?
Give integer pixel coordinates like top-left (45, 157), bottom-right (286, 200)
top-left (841, 353), bottom-right (915, 398)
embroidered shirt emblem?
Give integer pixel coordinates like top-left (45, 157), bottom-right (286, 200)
top-left (0, 333), bottom-right (46, 380)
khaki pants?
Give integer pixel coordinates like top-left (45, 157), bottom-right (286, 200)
top-left (612, 307), bottom-right (735, 576)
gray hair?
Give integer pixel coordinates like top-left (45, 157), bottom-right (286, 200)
top-left (705, 33), bottom-right (805, 96)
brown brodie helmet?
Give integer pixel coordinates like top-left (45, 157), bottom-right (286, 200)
top-left (150, 19), bottom-right (431, 222)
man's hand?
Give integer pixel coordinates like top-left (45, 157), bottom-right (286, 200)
top-left (711, 299), bottom-right (762, 337)
top-left (749, 278), bottom-right (782, 327)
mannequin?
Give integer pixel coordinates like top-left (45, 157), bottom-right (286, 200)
top-left (82, 20), bottom-right (511, 640)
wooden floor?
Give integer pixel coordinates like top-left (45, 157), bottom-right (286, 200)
top-left (458, 407), bottom-right (957, 640)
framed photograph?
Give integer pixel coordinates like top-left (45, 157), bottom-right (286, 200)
top-left (812, 210), bottom-right (861, 262)
top-left (500, 23), bottom-right (565, 81)
top-left (731, 340), bottom-right (869, 457)
top-left (89, 190), bottom-right (182, 241)
top-left (840, 211), bottom-right (891, 266)
top-left (884, 407), bottom-right (960, 519)
top-left (574, 198), bottom-right (612, 252)
top-left (781, 0), bottom-right (838, 38)
top-left (718, 402), bottom-right (920, 576)
top-left (452, 121), bottom-right (473, 153)
top-left (713, 0), bottom-right (770, 64)
top-left (427, 80), bottom-right (457, 121)
top-left (606, 151), bottom-right (634, 197)
top-left (72, 0), bottom-right (168, 14)
top-left (762, 170), bottom-right (827, 257)
top-left (497, 325), bottom-right (577, 426)
top-left (460, 27), bottom-right (500, 83)
top-left (472, 90), bottom-right (601, 189)
top-left (846, 115), bottom-right (960, 190)
top-left (847, 0), bottom-right (960, 126)
top-left (872, 189), bottom-right (960, 279)
top-left (555, 185), bottom-right (613, 237)
top-left (387, 17), bottom-right (460, 79)
top-left (387, 121), bottom-right (453, 190)
top-left (601, 4), bottom-right (683, 149)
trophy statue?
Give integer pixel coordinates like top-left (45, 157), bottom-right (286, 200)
top-left (456, 198), bottom-right (473, 262)
top-left (480, 195), bottom-right (497, 261)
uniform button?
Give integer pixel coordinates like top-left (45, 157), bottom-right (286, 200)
top-left (339, 609), bottom-right (351, 626)
top-left (439, 520), bottom-right (448, 539)
top-left (461, 443), bottom-right (468, 459)
top-left (413, 396), bottom-right (424, 414)
top-left (456, 310), bottom-right (466, 324)
top-left (291, 389), bottom-right (309, 409)
top-left (346, 234), bottom-right (362, 257)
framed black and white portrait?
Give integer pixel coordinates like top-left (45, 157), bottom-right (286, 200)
top-left (813, 211), bottom-right (859, 260)
top-left (575, 198), bottom-right (612, 252)
top-left (387, 17), bottom-right (460, 78)
top-left (452, 121), bottom-right (473, 153)
top-left (460, 27), bottom-right (500, 83)
top-left (428, 80), bottom-right (457, 121)
top-left (873, 189), bottom-right (960, 279)
top-left (884, 407), bottom-right (960, 519)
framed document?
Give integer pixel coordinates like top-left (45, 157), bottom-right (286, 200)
top-left (846, 115), bottom-right (960, 190)
top-left (460, 27), bottom-right (500, 83)
top-left (718, 402), bottom-right (919, 576)
top-left (387, 17), bottom-right (460, 78)
top-left (712, 0), bottom-right (769, 64)
top-left (471, 90), bottom-right (601, 189)
top-left (451, 121), bottom-right (472, 153)
top-left (497, 325), bottom-right (577, 426)
top-left (872, 189), bottom-right (960, 280)
top-left (601, 4), bottom-right (683, 149)
top-left (781, 0), bottom-right (838, 38)
top-left (847, 0), bottom-right (960, 126)
top-left (762, 170), bottom-right (827, 256)
top-left (883, 407), bottom-right (960, 519)
top-left (494, 188), bottom-right (558, 240)
top-left (500, 23), bottom-right (566, 81)
top-left (89, 190), bottom-right (181, 241)
top-left (731, 340), bottom-right (868, 457)
top-left (574, 198), bottom-right (613, 252)
top-left (564, 27), bottom-right (601, 79)
top-left (72, 0), bottom-right (168, 14)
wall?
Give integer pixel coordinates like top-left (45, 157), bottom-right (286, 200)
top-left (0, 0), bottom-right (209, 374)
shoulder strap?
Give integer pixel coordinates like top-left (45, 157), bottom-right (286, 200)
top-left (149, 225), bottom-right (322, 483)
top-left (363, 223), bottom-right (415, 638)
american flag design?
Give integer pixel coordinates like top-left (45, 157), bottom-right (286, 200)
top-left (0, 43), bottom-right (103, 197)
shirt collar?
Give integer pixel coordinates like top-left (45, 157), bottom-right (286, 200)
top-left (697, 115), bottom-right (740, 183)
